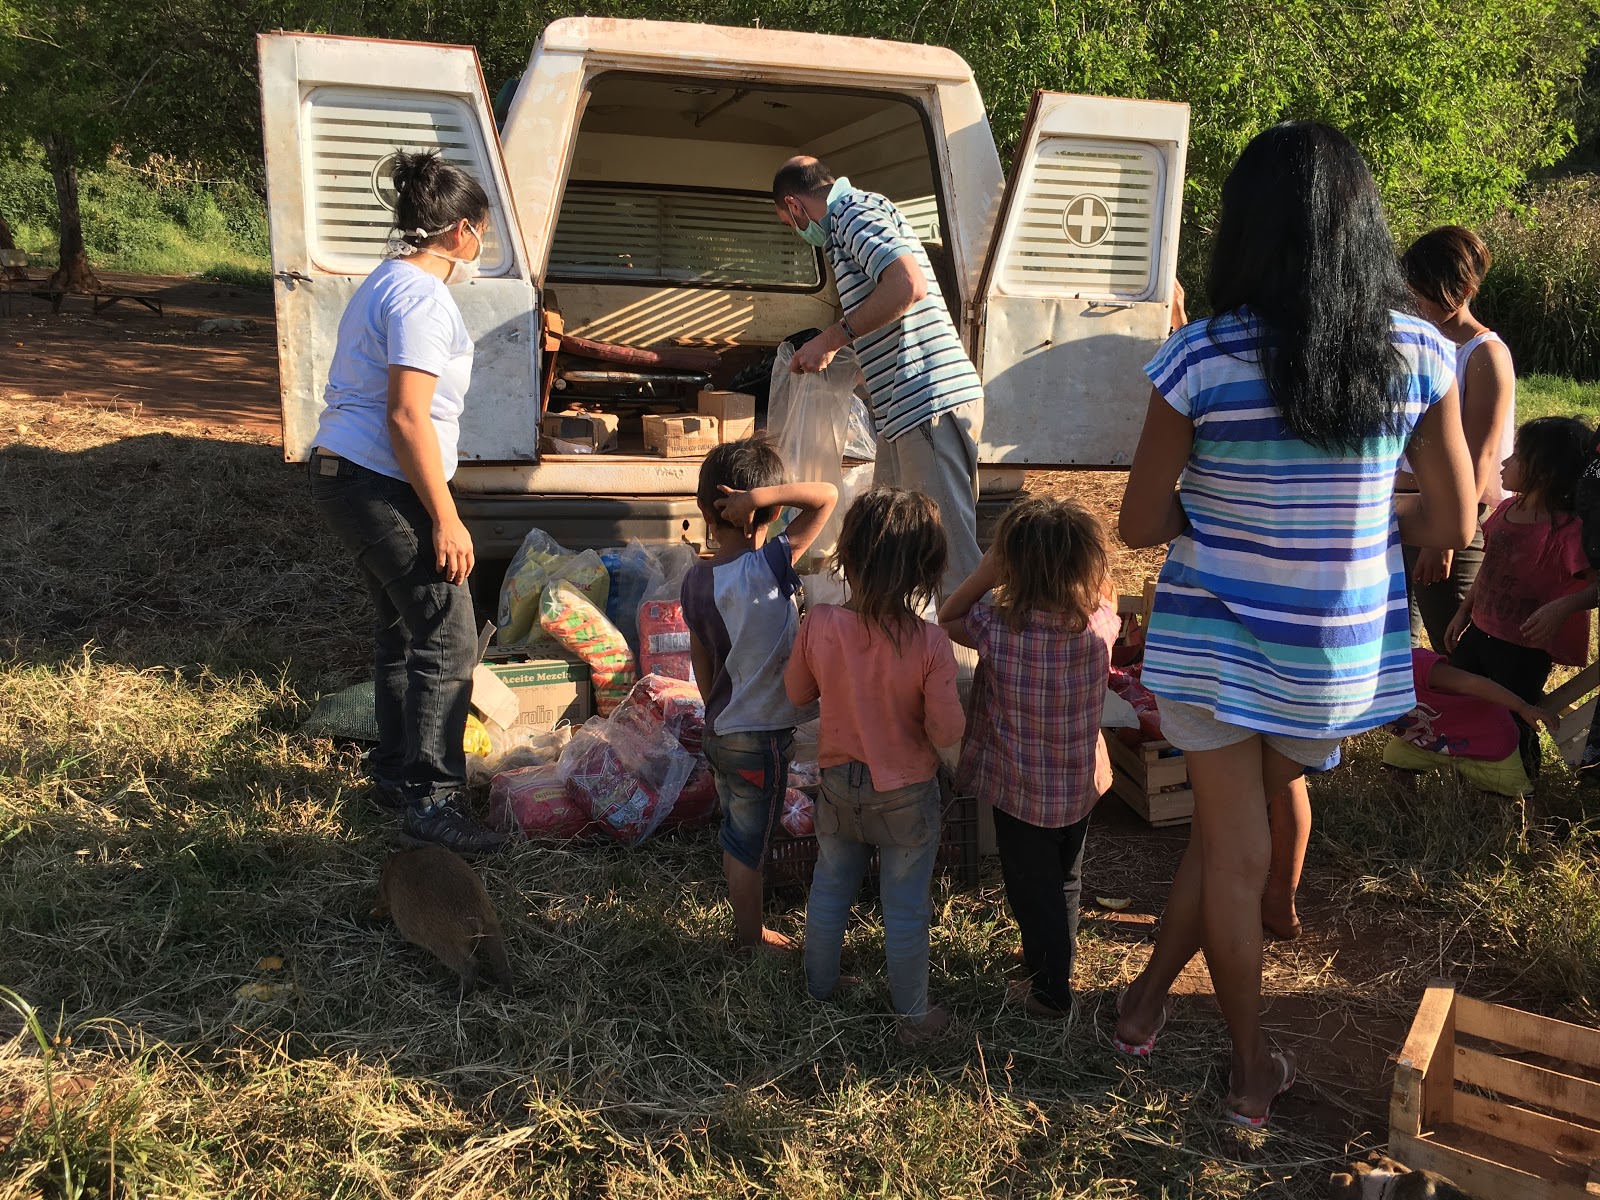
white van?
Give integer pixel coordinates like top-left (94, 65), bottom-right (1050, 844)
top-left (258, 19), bottom-right (1188, 569)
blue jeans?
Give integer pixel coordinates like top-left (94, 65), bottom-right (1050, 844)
top-left (703, 728), bottom-right (793, 871)
top-left (309, 452), bottom-right (477, 811)
top-left (805, 762), bottom-right (942, 1017)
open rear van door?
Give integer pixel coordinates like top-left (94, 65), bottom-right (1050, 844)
top-left (974, 92), bottom-right (1188, 467)
top-left (258, 33), bottom-right (538, 462)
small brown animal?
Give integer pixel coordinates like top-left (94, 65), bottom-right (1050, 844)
top-left (1329, 1154), bottom-right (1470, 1199)
top-left (376, 846), bottom-right (511, 999)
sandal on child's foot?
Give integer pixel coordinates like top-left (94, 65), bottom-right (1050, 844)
top-left (1224, 1049), bottom-right (1297, 1129)
top-left (1111, 985), bottom-right (1169, 1057)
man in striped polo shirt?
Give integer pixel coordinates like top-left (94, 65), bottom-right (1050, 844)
top-left (773, 156), bottom-right (984, 595)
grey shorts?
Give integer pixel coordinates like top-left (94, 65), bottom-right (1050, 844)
top-left (1154, 697), bottom-right (1342, 769)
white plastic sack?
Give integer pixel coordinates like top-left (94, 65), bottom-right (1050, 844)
top-left (767, 341), bottom-right (859, 559)
top-left (845, 392), bottom-right (878, 461)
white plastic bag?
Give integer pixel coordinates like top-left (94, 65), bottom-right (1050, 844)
top-left (845, 392), bottom-right (878, 461)
top-left (767, 341), bottom-right (859, 558)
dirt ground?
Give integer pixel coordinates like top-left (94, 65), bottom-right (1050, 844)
top-left (0, 275), bottom-right (1424, 1152)
top-left (2, 271), bottom-right (280, 434)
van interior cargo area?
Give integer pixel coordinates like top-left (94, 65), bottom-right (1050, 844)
top-left (536, 72), bottom-right (951, 461)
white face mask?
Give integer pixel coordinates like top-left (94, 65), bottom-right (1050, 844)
top-left (422, 222), bottom-right (484, 285)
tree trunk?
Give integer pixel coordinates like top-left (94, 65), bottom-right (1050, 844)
top-left (43, 132), bottom-right (101, 293)
top-left (0, 209), bottom-right (26, 281)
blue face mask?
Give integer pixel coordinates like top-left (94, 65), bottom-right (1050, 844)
top-left (787, 200), bottom-right (829, 247)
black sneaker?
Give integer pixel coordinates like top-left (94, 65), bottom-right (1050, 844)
top-left (401, 802), bottom-right (508, 854)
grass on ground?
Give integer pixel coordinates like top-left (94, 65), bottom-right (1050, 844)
top-left (0, 399), bottom-right (1597, 1197)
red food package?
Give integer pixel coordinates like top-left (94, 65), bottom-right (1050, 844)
top-left (662, 760), bottom-right (718, 829)
top-left (780, 788), bottom-right (814, 837)
top-left (638, 599), bottom-right (694, 682)
top-left (610, 673), bottom-right (705, 755)
top-left (1108, 665), bottom-right (1164, 742)
top-left (489, 766), bottom-right (598, 838)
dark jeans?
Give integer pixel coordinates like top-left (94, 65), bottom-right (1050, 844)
top-left (309, 452), bottom-right (476, 810)
top-left (1451, 624), bottom-right (1553, 777)
top-left (1404, 512), bottom-right (1487, 651)
top-left (992, 806), bottom-right (1091, 1013)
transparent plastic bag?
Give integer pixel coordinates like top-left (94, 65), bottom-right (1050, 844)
top-left (767, 341), bottom-right (859, 559)
top-left (600, 539), bottom-right (660, 661)
top-left (488, 764), bottom-right (598, 838)
top-left (497, 529), bottom-right (610, 651)
top-left (556, 715), bottom-right (695, 847)
top-left (468, 723), bottom-right (574, 785)
top-left (845, 391), bottom-right (878, 461)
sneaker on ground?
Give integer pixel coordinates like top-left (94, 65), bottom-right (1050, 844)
top-left (401, 802), bottom-right (508, 854)
top-left (369, 779), bottom-right (407, 811)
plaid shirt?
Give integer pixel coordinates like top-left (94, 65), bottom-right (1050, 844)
top-left (956, 598), bottom-right (1119, 828)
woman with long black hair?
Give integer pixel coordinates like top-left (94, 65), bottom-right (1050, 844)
top-left (308, 149), bottom-right (504, 853)
top-left (1114, 123), bottom-right (1475, 1125)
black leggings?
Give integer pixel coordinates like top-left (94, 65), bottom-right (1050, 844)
top-left (1450, 625), bottom-right (1552, 776)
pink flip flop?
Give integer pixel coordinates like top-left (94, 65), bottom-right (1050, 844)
top-left (1111, 986), bottom-right (1169, 1058)
top-left (1224, 1050), bottom-right (1297, 1129)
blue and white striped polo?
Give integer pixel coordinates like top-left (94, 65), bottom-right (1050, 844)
top-left (823, 181), bottom-right (984, 442)
top-left (1139, 309), bottom-right (1457, 738)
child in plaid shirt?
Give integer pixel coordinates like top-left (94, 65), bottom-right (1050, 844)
top-left (939, 497), bottom-right (1119, 1018)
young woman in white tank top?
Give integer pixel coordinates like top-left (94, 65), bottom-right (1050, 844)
top-left (1399, 226), bottom-right (1518, 652)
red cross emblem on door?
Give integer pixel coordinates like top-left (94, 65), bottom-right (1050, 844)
top-left (1062, 194), bottom-right (1111, 247)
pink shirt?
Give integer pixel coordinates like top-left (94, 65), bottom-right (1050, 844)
top-left (1388, 648), bottom-right (1518, 761)
top-left (784, 605), bottom-right (965, 790)
top-left (1472, 500), bottom-right (1591, 665)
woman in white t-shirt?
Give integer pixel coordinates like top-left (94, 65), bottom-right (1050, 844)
top-left (1400, 226), bottom-right (1518, 651)
top-left (308, 149), bottom-right (504, 853)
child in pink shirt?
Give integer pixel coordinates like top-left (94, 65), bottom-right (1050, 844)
top-left (1445, 416), bottom-right (1593, 775)
top-left (785, 487), bottom-right (965, 1044)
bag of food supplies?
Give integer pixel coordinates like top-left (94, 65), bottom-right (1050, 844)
top-left (496, 529), bottom-right (609, 651)
top-left (556, 715), bottom-right (694, 847)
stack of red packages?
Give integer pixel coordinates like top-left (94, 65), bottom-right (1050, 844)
top-left (638, 599), bottom-right (694, 682)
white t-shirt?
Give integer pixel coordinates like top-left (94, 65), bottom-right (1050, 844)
top-left (314, 258), bottom-right (474, 480)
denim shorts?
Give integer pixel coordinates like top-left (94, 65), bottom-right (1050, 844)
top-left (1154, 697), bottom-right (1342, 769)
top-left (703, 727), bottom-right (793, 871)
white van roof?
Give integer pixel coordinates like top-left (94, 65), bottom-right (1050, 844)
top-left (535, 17), bottom-right (977, 83)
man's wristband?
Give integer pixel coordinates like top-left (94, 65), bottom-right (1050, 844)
top-left (838, 315), bottom-right (858, 343)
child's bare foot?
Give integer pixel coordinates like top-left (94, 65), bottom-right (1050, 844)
top-left (1023, 992), bottom-right (1071, 1020)
top-left (735, 927), bottom-right (795, 957)
top-left (1261, 892), bottom-right (1302, 941)
top-left (896, 1004), bottom-right (953, 1045)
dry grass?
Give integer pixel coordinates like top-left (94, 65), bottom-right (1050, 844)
top-left (1, 399), bottom-right (1597, 1196)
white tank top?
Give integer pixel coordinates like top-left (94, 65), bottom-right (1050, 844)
top-left (1399, 330), bottom-right (1514, 505)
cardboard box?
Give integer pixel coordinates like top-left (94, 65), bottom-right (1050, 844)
top-left (698, 390), bottom-right (756, 443)
top-left (485, 659), bottom-right (593, 730)
top-left (540, 409), bottom-right (619, 454)
top-left (643, 413), bottom-right (719, 458)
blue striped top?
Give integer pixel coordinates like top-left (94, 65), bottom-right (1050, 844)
top-left (1140, 310), bottom-right (1456, 738)
top-left (825, 184), bottom-right (984, 441)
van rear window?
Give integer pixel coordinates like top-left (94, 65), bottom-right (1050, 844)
top-left (548, 186), bottom-right (821, 291)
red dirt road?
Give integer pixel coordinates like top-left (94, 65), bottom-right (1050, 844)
top-left (1, 271), bottom-right (280, 434)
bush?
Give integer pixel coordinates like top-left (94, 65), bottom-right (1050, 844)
top-left (0, 147), bottom-right (269, 279)
top-left (1478, 176), bottom-right (1600, 380)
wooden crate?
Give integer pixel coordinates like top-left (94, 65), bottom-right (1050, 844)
top-left (1390, 979), bottom-right (1600, 1199)
top-left (1105, 733), bottom-right (1193, 827)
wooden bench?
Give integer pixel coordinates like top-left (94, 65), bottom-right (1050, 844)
top-left (31, 288), bottom-right (164, 317)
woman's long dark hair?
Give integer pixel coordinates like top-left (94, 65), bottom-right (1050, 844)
top-left (1207, 122), bottom-right (1411, 453)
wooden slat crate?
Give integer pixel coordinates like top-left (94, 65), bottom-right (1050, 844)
top-left (1390, 979), bottom-right (1600, 1199)
top-left (1105, 734), bottom-right (1193, 827)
